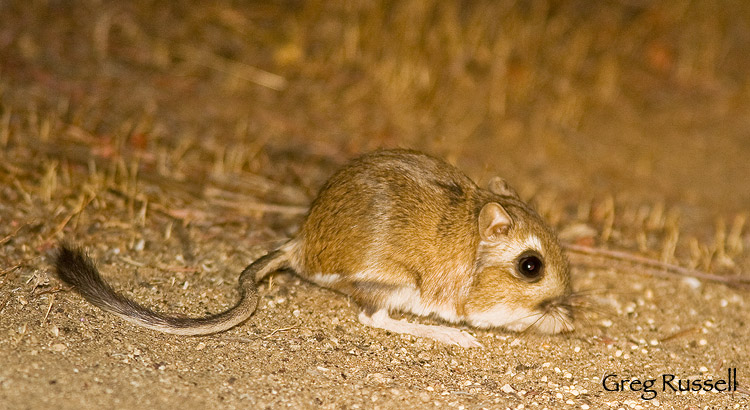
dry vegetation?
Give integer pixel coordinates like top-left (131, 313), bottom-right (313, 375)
top-left (1, 1), bottom-right (749, 409)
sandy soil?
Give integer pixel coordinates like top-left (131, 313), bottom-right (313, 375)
top-left (1, 1), bottom-right (749, 409)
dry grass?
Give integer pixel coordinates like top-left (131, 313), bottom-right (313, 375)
top-left (0, 1), bottom-right (749, 409)
top-left (0, 0), bottom-right (747, 313)
top-left (0, 0), bottom-right (747, 322)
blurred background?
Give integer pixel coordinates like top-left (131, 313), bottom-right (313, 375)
top-left (1, 3), bottom-right (749, 409)
top-left (1, 0), bottom-right (749, 232)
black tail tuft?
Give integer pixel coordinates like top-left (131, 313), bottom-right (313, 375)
top-left (53, 243), bottom-right (278, 335)
top-left (55, 244), bottom-right (100, 290)
top-left (54, 244), bottom-right (141, 315)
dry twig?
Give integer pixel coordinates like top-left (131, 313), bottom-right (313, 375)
top-left (564, 243), bottom-right (750, 289)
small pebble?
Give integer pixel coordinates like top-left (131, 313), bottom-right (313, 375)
top-left (682, 277), bottom-right (701, 289)
top-left (366, 373), bottom-right (387, 383)
top-left (51, 343), bottom-right (67, 352)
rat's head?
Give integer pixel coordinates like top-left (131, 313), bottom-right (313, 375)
top-left (464, 178), bottom-right (573, 334)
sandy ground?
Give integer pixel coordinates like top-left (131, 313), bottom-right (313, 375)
top-left (1, 1), bottom-right (749, 409)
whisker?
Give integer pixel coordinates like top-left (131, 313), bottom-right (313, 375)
top-left (503, 311), bottom-right (545, 345)
top-left (518, 313), bottom-right (545, 339)
top-left (569, 287), bottom-right (638, 298)
top-left (567, 297), bottom-right (614, 317)
top-left (567, 287), bottom-right (610, 296)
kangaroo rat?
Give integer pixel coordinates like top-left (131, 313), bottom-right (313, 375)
top-left (55, 149), bottom-right (573, 347)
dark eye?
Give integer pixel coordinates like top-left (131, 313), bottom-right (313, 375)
top-left (516, 251), bottom-right (544, 281)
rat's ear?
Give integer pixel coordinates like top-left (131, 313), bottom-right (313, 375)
top-left (487, 177), bottom-right (519, 198)
top-left (478, 202), bottom-right (513, 242)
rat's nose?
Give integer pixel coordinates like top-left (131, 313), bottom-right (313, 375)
top-left (537, 296), bottom-right (575, 334)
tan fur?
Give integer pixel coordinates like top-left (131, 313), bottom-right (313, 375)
top-left (296, 150), bottom-right (482, 314)
top-left (56, 149), bottom-right (572, 344)
top-left (294, 150), bottom-right (572, 334)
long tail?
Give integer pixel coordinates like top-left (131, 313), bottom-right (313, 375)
top-left (54, 245), bottom-right (288, 335)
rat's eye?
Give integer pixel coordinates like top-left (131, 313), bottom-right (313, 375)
top-left (515, 251), bottom-right (544, 282)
